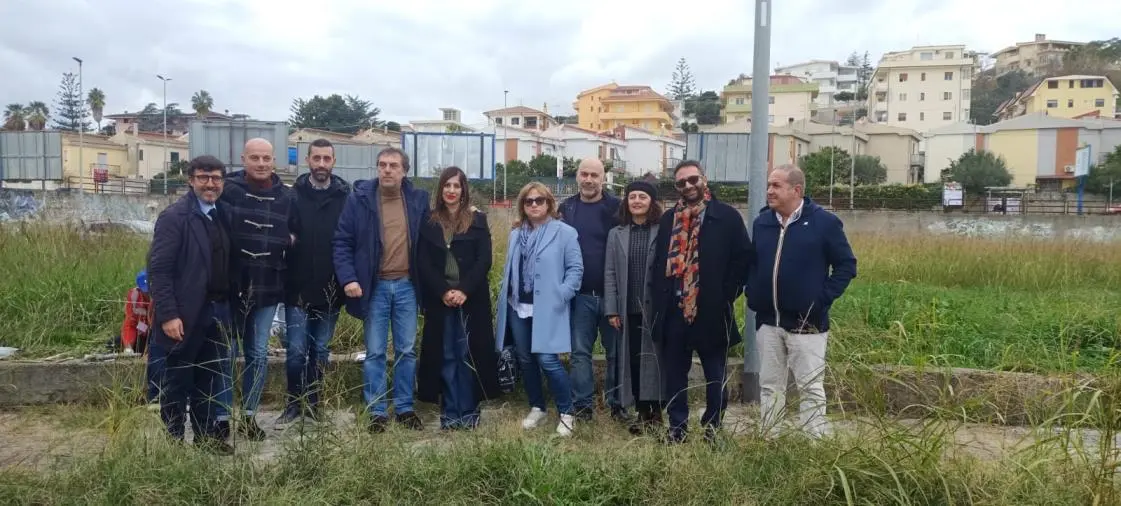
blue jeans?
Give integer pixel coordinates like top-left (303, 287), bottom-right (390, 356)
top-left (362, 278), bottom-right (418, 417)
top-left (508, 306), bottom-right (573, 415)
top-left (570, 293), bottom-right (621, 412)
top-left (441, 309), bottom-right (479, 429)
top-left (285, 305), bottom-right (339, 411)
top-left (233, 304), bottom-right (278, 416)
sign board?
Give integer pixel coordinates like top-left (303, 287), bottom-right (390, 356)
top-left (942, 181), bottom-right (964, 206)
top-left (1074, 145), bottom-right (1092, 178)
top-left (402, 132), bottom-right (495, 180)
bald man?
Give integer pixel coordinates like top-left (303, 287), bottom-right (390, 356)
top-left (558, 157), bottom-right (625, 422)
top-left (218, 137), bottom-right (297, 441)
top-left (746, 164), bottom-right (856, 440)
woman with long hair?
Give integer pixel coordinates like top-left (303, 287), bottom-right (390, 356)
top-left (604, 180), bottom-right (666, 435)
top-left (495, 182), bottom-right (583, 436)
top-left (416, 166), bottom-right (502, 430)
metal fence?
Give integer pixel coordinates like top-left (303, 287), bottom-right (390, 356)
top-left (0, 131), bottom-right (63, 181)
top-left (403, 132), bottom-right (495, 180)
top-left (684, 133), bottom-right (751, 182)
top-left (188, 119), bottom-right (288, 173)
top-left (294, 142), bottom-right (392, 183)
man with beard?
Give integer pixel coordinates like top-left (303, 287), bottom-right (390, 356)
top-left (650, 160), bottom-right (752, 444)
top-left (558, 158), bottom-right (624, 422)
top-left (220, 138), bottom-right (297, 440)
top-left (276, 138), bottom-right (350, 427)
top-left (146, 155), bottom-right (235, 455)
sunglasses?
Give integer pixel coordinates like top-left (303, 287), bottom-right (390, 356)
top-left (674, 175), bottom-right (702, 189)
top-left (523, 196), bottom-right (548, 207)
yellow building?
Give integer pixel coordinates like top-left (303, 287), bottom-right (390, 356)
top-left (721, 74), bottom-right (819, 125)
top-left (573, 83), bottom-right (675, 134)
top-left (993, 75), bottom-right (1119, 121)
top-left (60, 132), bottom-right (130, 179)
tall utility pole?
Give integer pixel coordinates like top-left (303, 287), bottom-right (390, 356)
top-left (157, 74), bottom-right (171, 195)
top-left (742, 0), bottom-right (770, 405)
top-left (73, 57), bottom-right (84, 193)
top-left (501, 89), bottom-right (509, 202)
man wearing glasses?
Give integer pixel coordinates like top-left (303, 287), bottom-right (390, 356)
top-left (649, 160), bottom-right (752, 444)
top-left (146, 155), bottom-right (236, 455)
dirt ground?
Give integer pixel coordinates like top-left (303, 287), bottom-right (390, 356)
top-left (1, 403), bottom-right (1116, 471)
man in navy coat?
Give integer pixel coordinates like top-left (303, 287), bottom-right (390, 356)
top-left (147, 155), bottom-right (236, 455)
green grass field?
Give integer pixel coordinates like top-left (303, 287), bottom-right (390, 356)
top-left (2, 214), bottom-right (1119, 373)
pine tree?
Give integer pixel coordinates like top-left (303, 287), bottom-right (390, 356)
top-left (667, 57), bottom-right (697, 101)
top-left (51, 72), bottom-right (91, 132)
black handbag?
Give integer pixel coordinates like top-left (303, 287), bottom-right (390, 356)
top-left (497, 345), bottom-right (518, 393)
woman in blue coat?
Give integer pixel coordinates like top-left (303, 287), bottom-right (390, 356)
top-left (495, 182), bottom-right (583, 437)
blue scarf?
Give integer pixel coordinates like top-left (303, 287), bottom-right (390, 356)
top-left (518, 220), bottom-right (547, 297)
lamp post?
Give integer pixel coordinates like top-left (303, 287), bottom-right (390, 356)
top-left (743, 0), bottom-right (771, 405)
top-left (157, 74), bottom-right (171, 195)
top-left (502, 90), bottom-right (509, 201)
top-left (73, 57), bottom-right (84, 193)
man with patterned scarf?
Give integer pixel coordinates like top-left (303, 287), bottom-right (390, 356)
top-left (650, 160), bottom-right (752, 444)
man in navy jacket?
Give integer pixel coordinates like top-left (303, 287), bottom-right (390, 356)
top-left (146, 155), bottom-right (235, 455)
top-left (746, 164), bottom-right (857, 439)
top-left (333, 147), bottom-right (430, 433)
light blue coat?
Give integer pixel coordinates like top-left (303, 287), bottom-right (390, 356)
top-left (495, 218), bottom-right (584, 354)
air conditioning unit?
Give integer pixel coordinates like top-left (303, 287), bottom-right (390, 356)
top-left (1063, 165), bottom-right (1074, 173)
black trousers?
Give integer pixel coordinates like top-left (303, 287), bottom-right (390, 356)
top-left (158, 300), bottom-right (231, 440)
top-left (662, 308), bottom-right (728, 434)
top-left (628, 313), bottom-right (662, 417)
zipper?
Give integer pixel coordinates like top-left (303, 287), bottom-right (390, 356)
top-left (772, 218), bottom-right (788, 328)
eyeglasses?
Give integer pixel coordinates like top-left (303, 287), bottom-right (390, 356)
top-left (193, 175), bottom-right (224, 184)
top-left (523, 197), bottom-right (548, 207)
top-left (674, 175), bottom-right (702, 189)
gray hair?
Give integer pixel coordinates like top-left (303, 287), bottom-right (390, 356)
top-left (771, 163), bottom-right (805, 188)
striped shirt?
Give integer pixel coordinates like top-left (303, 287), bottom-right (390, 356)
top-left (626, 223), bottom-right (652, 315)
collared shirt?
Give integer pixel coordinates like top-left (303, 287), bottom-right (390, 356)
top-left (196, 195), bottom-right (216, 220)
top-left (775, 200), bottom-right (804, 228)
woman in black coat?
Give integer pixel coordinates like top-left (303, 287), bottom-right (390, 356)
top-left (416, 166), bottom-right (502, 430)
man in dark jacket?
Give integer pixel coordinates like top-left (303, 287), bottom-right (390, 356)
top-left (559, 158), bottom-right (625, 422)
top-left (277, 138), bottom-right (350, 427)
top-left (333, 147), bottom-right (430, 433)
top-left (146, 155), bottom-right (235, 455)
top-left (651, 160), bottom-right (752, 444)
top-left (747, 164), bottom-right (856, 439)
top-left (219, 137), bottom-right (296, 440)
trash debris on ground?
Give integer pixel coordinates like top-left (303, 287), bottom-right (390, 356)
top-left (0, 347), bottom-right (18, 360)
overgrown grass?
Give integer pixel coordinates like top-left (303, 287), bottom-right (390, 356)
top-left (3, 214), bottom-right (1119, 374)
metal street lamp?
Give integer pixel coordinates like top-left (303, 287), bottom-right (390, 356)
top-left (73, 57), bottom-right (83, 193)
top-left (502, 89), bottom-right (509, 202)
top-left (157, 74), bottom-right (171, 194)
top-left (743, 0), bottom-right (771, 405)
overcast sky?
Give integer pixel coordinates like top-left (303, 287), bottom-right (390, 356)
top-left (2, 0), bottom-right (1119, 128)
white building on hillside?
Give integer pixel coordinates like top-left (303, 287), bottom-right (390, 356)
top-left (775, 60), bottom-right (860, 108)
top-left (472, 124), bottom-right (565, 164)
top-left (543, 124), bottom-right (627, 173)
top-left (606, 125), bottom-right (685, 177)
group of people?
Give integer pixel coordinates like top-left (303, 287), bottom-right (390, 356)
top-left (139, 136), bottom-right (857, 454)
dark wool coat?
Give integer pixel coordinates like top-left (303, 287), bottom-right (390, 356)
top-left (286, 172), bottom-right (351, 309)
top-left (219, 170), bottom-right (296, 310)
top-left (415, 210), bottom-right (503, 404)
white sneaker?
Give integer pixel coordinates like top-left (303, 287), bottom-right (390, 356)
top-left (521, 407), bottom-right (547, 429)
top-left (556, 414), bottom-right (575, 437)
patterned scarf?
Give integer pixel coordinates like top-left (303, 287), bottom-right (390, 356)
top-left (518, 220), bottom-right (547, 297)
top-left (664, 189), bottom-right (712, 323)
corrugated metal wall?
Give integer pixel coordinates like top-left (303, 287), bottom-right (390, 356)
top-left (402, 132), bottom-right (495, 179)
top-left (0, 131), bottom-right (63, 180)
top-left (684, 133), bottom-right (752, 182)
top-left (295, 142), bottom-right (392, 184)
top-left (188, 120), bottom-right (288, 172)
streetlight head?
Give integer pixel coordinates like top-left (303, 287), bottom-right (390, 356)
top-left (72, 57), bottom-right (82, 64)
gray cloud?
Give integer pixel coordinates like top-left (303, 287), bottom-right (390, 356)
top-left (2, 0), bottom-right (1119, 129)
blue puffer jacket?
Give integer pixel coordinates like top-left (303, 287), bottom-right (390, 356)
top-left (332, 177), bottom-right (430, 320)
top-left (746, 198), bottom-right (857, 333)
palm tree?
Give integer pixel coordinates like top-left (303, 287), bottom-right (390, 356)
top-left (3, 103), bottom-right (26, 131)
top-left (25, 101), bottom-right (49, 131)
top-left (191, 90), bottom-right (214, 118)
top-left (87, 88), bottom-right (106, 132)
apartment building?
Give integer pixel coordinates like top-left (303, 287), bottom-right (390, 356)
top-left (990, 33), bottom-right (1085, 76)
top-left (993, 75), bottom-right (1119, 121)
top-left (774, 60), bottom-right (860, 108)
top-left (721, 74), bottom-right (819, 125)
top-left (573, 83), bottom-right (676, 135)
top-left (483, 105), bottom-right (559, 131)
top-left (867, 45), bottom-right (978, 132)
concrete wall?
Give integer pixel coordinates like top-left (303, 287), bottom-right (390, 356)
top-left (831, 210), bottom-right (1121, 242)
top-left (0, 188), bottom-right (176, 224)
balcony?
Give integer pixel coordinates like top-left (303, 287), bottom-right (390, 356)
top-left (910, 153), bottom-right (925, 167)
top-left (875, 80), bottom-right (889, 92)
top-left (723, 82), bottom-right (819, 95)
top-left (599, 110), bottom-right (673, 123)
top-left (724, 102), bottom-right (752, 114)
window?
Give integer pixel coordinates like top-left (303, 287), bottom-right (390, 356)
top-left (495, 118), bottom-right (503, 125)
top-left (1096, 99), bottom-right (1107, 107)
top-left (943, 112), bottom-right (952, 120)
top-left (920, 92), bottom-right (926, 101)
top-left (1047, 80), bottom-right (1059, 89)
top-left (945, 51), bottom-right (955, 59)
top-left (944, 92), bottom-right (952, 100)
top-left (735, 97), bottom-right (744, 105)
top-left (1069, 80), bottom-right (1075, 88)
top-left (511, 117), bottom-right (520, 125)
top-left (899, 73), bottom-right (908, 82)
top-left (898, 112), bottom-right (907, 121)
top-left (920, 112), bottom-right (925, 121)
top-left (921, 72), bottom-right (927, 81)
top-left (898, 93), bottom-right (907, 101)
top-left (1068, 99), bottom-right (1074, 108)
top-left (920, 52), bottom-right (933, 60)
top-left (1047, 99), bottom-right (1058, 108)
top-left (768, 96), bottom-right (775, 104)
top-left (944, 71), bottom-right (954, 80)
top-left (524, 117), bottom-right (537, 129)
top-left (170, 152), bottom-right (180, 163)
top-left (139, 149), bottom-right (144, 161)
